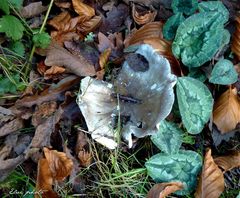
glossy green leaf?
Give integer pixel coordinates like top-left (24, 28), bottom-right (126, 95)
top-left (0, 15), bottom-right (24, 40)
top-left (33, 32), bottom-right (51, 49)
top-left (151, 120), bottom-right (183, 154)
top-left (176, 77), bottom-right (213, 134)
top-left (172, 11), bottom-right (230, 67)
top-left (198, 1), bottom-right (229, 24)
top-left (0, 0), bottom-right (10, 14)
top-left (171, 0), bottom-right (198, 15)
top-left (209, 59), bottom-right (238, 85)
top-left (145, 150), bottom-right (202, 195)
top-left (163, 13), bottom-right (185, 41)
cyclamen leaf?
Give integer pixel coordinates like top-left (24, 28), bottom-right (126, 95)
top-left (151, 120), bottom-right (183, 154)
top-left (199, 1), bottom-right (229, 24)
top-left (0, 0), bottom-right (10, 14)
top-left (145, 150), bottom-right (202, 195)
top-left (0, 15), bottom-right (25, 40)
top-left (171, 0), bottom-right (198, 16)
top-left (209, 59), bottom-right (238, 85)
top-left (163, 13), bottom-right (185, 41)
top-left (176, 77), bottom-right (213, 134)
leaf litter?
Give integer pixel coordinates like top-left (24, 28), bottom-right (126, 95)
top-left (0, 0), bottom-right (240, 197)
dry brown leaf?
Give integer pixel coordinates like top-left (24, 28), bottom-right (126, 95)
top-left (54, 1), bottom-right (71, 8)
top-left (132, 3), bottom-right (157, 25)
top-left (45, 43), bottom-right (96, 76)
top-left (213, 88), bottom-right (240, 133)
top-left (35, 158), bottom-right (58, 198)
top-left (147, 182), bottom-right (184, 198)
top-left (0, 118), bottom-right (24, 137)
top-left (16, 75), bottom-right (80, 108)
top-left (231, 16), bottom-right (240, 60)
top-left (75, 132), bottom-right (92, 167)
top-left (72, 0), bottom-right (95, 20)
top-left (48, 12), bottom-right (72, 31)
top-left (20, 2), bottom-right (48, 18)
top-left (77, 15), bottom-right (102, 34)
top-left (43, 147), bottom-right (73, 180)
top-left (99, 48), bottom-right (111, 69)
top-left (97, 32), bottom-right (114, 52)
top-left (195, 149), bottom-right (224, 198)
top-left (44, 66), bottom-right (66, 78)
top-left (214, 151), bottom-right (240, 172)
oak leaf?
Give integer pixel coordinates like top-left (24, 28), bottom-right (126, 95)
top-left (214, 151), bottom-right (240, 172)
top-left (195, 149), bottom-right (224, 198)
top-left (147, 182), bottom-right (184, 198)
top-left (213, 88), bottom-right (240, 133)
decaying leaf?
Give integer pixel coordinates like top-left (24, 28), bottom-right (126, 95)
top-left (147, 182), bottom-right (184, 198)
top-left (45, 43), bottom-right (96, 76)
top-left (0, 117), bottom-right (24, 137)
top-left (72, 0), bottom-right (95, 20)
top-left (77, 15), bottom-right (102, 34)
top-left (35, 148), bottom-right (73, 198)
top-left (44, 66), bottom-right (66, 79)
top-left (231, 16), bottom-right (240, 60)
top-left (213, 88), bottom-right (240, 133)
top-left (20, 2), bottom-right (48, 18)
top-left (132, 3), bottom-right (157, 25)
top-left (214, 151), bottom-right (240, 172)
top-left (75, 132), bottom-right (92, 167)
top-left (195, 149), bottom-right (224, 198)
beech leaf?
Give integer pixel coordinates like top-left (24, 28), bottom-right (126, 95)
top-left (214, 151), bottom-right (240, 172)
top-left (213, 88), bottom-right (240, 133)
top-left (45, 43), bottom-right (96, 77)
top-left (195, 149), bottom-right (224, 198)
top-left (176, 77), bottom-right (213, 134)
top-left (209, 59), bottom-right (238, 85)
top-left (72, 0), bottom-right (95, 19)
top-left (147, 182), bottom-right (184, 198)
top-left (145, 150), bottom-right (202, 195)
top-left (151, 120), bottom-right (183, 154)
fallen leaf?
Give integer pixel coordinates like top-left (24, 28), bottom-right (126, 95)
top-left (48, 11), bottom-right (72, 31)
top-left (15, 75), bottom-right (80, 108)
top-left (54, 1), bottom-right (71, 8)
top-left (231, 16), bottom-right (240, 60)
top-left (132, 3), bottom-right (157, 25)
top-left (20, 2), bottom-right (48, 18)
top-left (213, 88), bottom-right (240, 133)
top-left (214, 151), bottom-right (240, 172)
top-left (43, 147), bottom-right (73, 180)
top-left (97, 32), bottom-right (114, 52)
top-left (195, 149), bottom-right (224, 198)
top-left (147, 182), bottom-right (184, 198)
top-left (44, 66), bottom-right (66, 79)
top-left (99, 48), bottom-right (111, 69)
top-left (77, 15), bottom-right (102, 34)
top-left (45, 43), bottom-right (96, 76)
top-left (72, 0), bottom-right (95, 20)
top-left (75, 131), bottom-right (92, 167)
top-left (0, 117), bottom-right (24, 137)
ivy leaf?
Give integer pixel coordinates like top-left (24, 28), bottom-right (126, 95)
top-left (172, 12), bottom-right (230, 67)
top-left (145, 150), bottom-right (202, 195)
top-left (176, 77), bottom-right (213, 134)
top-left (171, 0), bottom-right (198, 16)
top-left (0, 0), bottom-right (10, 14)
top-left (0, 15), bottom-right (25, 40)
top-left (209, 59), bottom-right (238, 85)
top-left (198, 1), bottom-right (229, 24)
top-left (8, 0), bottom-right (24, 10)
top-left (151, 120), bottom-right (183, 154)
top-left (163, 13), bottom-right (185, 41)
top-left (33, 32), bottom-right (51, 49)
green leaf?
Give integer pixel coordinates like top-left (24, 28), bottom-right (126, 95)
top-left (151, 120), bottom-right (183, 154)
top-left (0, 0), bottom-right (10, 14)
top-left (176, 77), bottom-right (213, 134)
top-left (209, 59), bottom-right (238, 85)
top-left (0, 74), bottom-right (25, 95)
top-left (10, 41), bottom-right (25, 57)
top-left (237, 192), bottom-right (240, 198)
top-left (8, 0), bottom-right (23, 10)
top-left (171, 0), bottom-right (198, 15)
top-left (188, 68), bottom-right (207, 82)
top-left (163, 13), bottom-right (185, 41)
top-left (0, 15), bottom-right (24, 40)
top-left (198, 1), bottom-right (229, 24)
top-left (172, 11), bottom-right (229, 67)
top-left (145, 150), bottom-right (202, 195)
top-left (32, 32), bottom-right (51, 49)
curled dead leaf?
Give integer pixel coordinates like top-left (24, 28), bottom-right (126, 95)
top-left (45, 43), bottom-right (96, 76)
top-left (44, 66), bottom-right (66, 79)
top-left (195, 149), bottom-right (224, 198)
top-left (231, 16), bottom-right (240, 60)
top-left (77, 15), bottom-right (102, 34)
top-left (147, 182), bottom-right (184, 198)
top-left (48, 12), bottom-right (72, 31)
top-left (43, 147), bottom-right (73, 180)
top-left (214, 151), bottom-right (240, 172)
top-left (213, 88), bottom-right (240, 133)
top-left (72, 0), bottom-right (95, 20)
top-left (99, 48), bottom-right (111, 69)
top-left (132, 3), bottom-right (157, 25)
